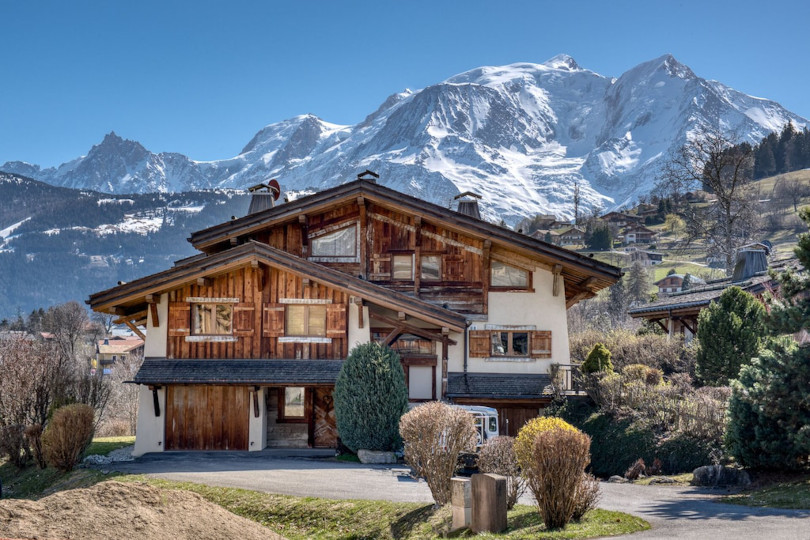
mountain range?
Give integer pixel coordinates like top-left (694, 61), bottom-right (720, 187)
top-left (3, 54), bottom-right (806, 224)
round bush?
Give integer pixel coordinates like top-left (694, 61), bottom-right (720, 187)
top-left (334, 342), bottom-right (408, 452)
top-left (515, 416), bottom-right (578, 469)
top-left (41, 403), bottom-right (95, 472)
top-left (582, 343), bottom-right (613, 374)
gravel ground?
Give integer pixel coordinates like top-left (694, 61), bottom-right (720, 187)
top-left (107, 452), bottom-right (810, 539)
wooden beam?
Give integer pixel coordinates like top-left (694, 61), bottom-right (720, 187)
top-left (383, 327), bottom-right (402, 346)
top-left (679, 318), bottom-right (697, 335)
top-left (197, 277), bottom-right (212, 287)
top-left (653, 318), bottom-right (669, 334)
top-left (566, 291), bottom-right (590, 309)
top-left (358, 196), bottom-right (368, 279)
top-left (149, 302), bottom-right (159, 327)
top-left (482, 239), bottom-right (491, 315)
top-left (113, 309), bottom-right (147, 326)
top-left (124, 320), bottom-right (146, 340)
top-left (369, 312), bottom-right (458, 346)
top-left (253, 389), bottom-right (260, 418)
top-left (552, 264), bottom-right (563, 297)
top-left (299, 214), bottom-right (309, 250)
top-left (150, 386), bottom-right (161, 417)
top-left (397, 311), bottom-right (406, 322)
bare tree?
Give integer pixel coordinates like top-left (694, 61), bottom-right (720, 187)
top-left (658, 126), bottom-right (760, 274)
top-left (774, 177), bottom-right (810, 213)
top-left (42, 301), bottom-right (90, 364)
top-left (107, 348), bottom-right (144, 435)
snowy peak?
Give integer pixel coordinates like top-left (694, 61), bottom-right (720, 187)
top-left (542, 54), bottom-right (581, 71)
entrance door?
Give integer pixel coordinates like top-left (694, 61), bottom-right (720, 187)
top-left (165, 385), bottom-right (249, 450)
top-left (499, 407), bottom-right (541, 437)
top-left (312, 388), bottom-right (338, 448)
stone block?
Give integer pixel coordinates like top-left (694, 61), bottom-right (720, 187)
top-left (357, 449), bottom-right (397, 464)
top-left (471, 473), bottom-right (507, 533)
top-left (450, 477), bottom-right (471, 531)
top-left (691, 465), bottom-right (751, 487)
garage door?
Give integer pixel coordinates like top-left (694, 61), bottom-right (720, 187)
top-left (499, 407), bottom-right (541, 437)
top-left (165, 385), bottom-right (249, 451)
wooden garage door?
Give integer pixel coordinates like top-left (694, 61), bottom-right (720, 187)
top-left (499, 407), bottom-right (541, 437)
top-left (165, 385), bottom-right (249, 451)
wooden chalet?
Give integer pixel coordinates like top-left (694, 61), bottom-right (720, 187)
top-left (89, 175), bottom-right (620, 454)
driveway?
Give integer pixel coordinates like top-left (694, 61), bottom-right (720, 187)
top-left (107, 452), bottom-right (810, 539)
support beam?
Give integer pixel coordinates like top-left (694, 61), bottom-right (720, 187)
top-left (369, 312), bottom-right (458, 346)
top-left (253, 388), bottom-right (260, 418)
top-left (197, 277), bottom-right (212, 288)
top-left (299, 214), bottom-right (309, 252)
top-left (358, 196), bottom-right (368, 279)
top-left (149, 386), bottom-right (161, 417)
top-left (482, 240), bottom-right (491, 314)
top-left (149, 302), bottom-right (160, 328)
top-left (653, 318), bottom-right (669, 334)
top-left (113, 309), bottom-right (147, 326)
top-left (679, 318), bottom-right (697, 335)
top-left (552, 264), bottom-right (563, 297)
top-left (124, 320), bottom-right (146, 340)
top-left (383, 326), bottom-right (402, 346)
top-left (397, 311), bottom-right (406, 322)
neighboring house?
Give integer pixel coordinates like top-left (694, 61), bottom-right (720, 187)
top-left (88, 174), bottom-right (620, 455)
top-left (93, 336), bottom-right (144, 376)
top-left (629, 249), bottom-right (789, 339)
top-left (623, 224), bottom-right (658, 244)
top-left (557, 226), bottom-right (585, 246)
top-left (627, 248), bottom-right (663, 266)
top-left (601, 211), bottom-right (643, 227)
top-left (529, 229), bottom-right (561, 246)
top-left (654, 274), bottom-right (706, 295)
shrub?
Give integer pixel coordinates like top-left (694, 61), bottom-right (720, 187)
top-left (523, 427), bottom-right (593, 529)
top-left (478, 436), bottom-right (524, 509)
top-left (657, 433), bottom-right (722, 473)
top-left (647, 458), bottom-right (663, 476)
top-left (571, 473), bottom-right (601, 521)
top-left (570, 329), bottom-right (692, 375)
top-left (399, 402), bottom-right (477, 505)
top-left (624, 458), bottom-right (645, 480)
top-left (580, 413), bottom-right (656, 477)
top-left (0, 425), bottom-right (28, 468)
top-left (581, 343), bottom-right (613, 374)
top-left (334, 342), bottom-right (409, 452)
top-left (514, 416), bottom-right (577, 470)
top-left (42, 403), bottom-right (95, 471)
top-left (622, 364), bottom-right (662, 386)
top-left (24, 424), bottom-right (46, 469)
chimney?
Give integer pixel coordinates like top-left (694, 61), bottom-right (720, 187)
top-left (247, 180), bottom-right (281, 215)
top-left (454, 191), bottom-right (482, 219)
top-left (731, 248), bottom-right (768, 282)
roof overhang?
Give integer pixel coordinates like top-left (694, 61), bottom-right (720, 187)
top-left (133, 358), bottom-right (343, 385)
top-left (88, 240), bottom-right (466, 332)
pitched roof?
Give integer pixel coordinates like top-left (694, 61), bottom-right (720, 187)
top-left (97, 337), bottom-right (144, 355)
top-left (188, 179), bottom-right (621, 295)
top-left (88, 240), bottom-right (467, 331)
top-left (133, 358), bottom-right (343, 385)
top-left (446, 372), bottom-right (552, 400)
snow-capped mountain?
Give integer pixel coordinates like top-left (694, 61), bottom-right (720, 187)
top-left (3, 54), bottom-right (806, 224)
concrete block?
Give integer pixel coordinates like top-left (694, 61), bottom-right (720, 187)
top-left (357, 449), bottom-right (397, 464)
top-left (450, 477), bottom-right (471, 531)
top-left (471, 473), bottom-right (507, 533)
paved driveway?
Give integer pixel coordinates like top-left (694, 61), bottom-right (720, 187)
top-left (108, 452), bottom-right (810, 539)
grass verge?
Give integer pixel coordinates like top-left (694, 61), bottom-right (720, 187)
top-left (116, 476), bottom-right (650, 539)
top-left (633, 473), bottom-right (693, 486)
top-left (85, 435), bottom-right (135, 457)
top-left (721, 475), bottom-right (810, 509)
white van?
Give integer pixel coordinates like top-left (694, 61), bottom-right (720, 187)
top-left (453, 405), bottom-right (499, 447)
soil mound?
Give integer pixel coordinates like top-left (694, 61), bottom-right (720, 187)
top-left (0, 480), bottom-right (283, 540)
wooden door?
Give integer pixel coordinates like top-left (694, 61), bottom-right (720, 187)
top-left (165, 385), bottom-right (249, 451)
top-left (499, 407), bottom-right (540, 437)
top-left (312, 388), bottom-right (338, 448)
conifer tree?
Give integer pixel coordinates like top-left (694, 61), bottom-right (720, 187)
top-left (626, 261), bottom-right (650, 306)
top-left (695, 286), bottom-right (766, 386)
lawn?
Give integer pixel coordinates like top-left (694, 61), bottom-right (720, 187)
top-left (120, 476), bottom-right (651, 539)
top-left (721, 475), bottom-right (810, 510)
top-left (85, 435), bottom-right (135, 457)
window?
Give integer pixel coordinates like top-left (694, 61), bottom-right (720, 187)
top-left (285, 305), bottom-right (326, 337)
top-left (420, 255), bottom-right (441, 281)
top-left (192, 303), bottom-right (233, 335)
top-left (392, 254), bottom-right (414, 280)
top-left (310, 225), bottom-right (357, 257)
top-left (490, 261), bottom-right (529, 288)
top-left (279, 387), bottom-right (306, 421)
top-left (490, 331), bottom-right (529, 356)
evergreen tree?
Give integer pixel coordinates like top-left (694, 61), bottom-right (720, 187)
top-left (626, 261), bottom-right (650, 306)
top-left (695, 286), bottom-right (766, 386)
top-left (334, 342), bottom-right (409, 452)
top-left (585, 225), bottom-right (611, 251)
top-left (680, 273), bottom-right (694, 291)
top-left (606, 277), bottom-right (628, 325)
top-left (581, 343), bottom-right (614, 374)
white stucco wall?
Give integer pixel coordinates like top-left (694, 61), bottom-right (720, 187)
top-left (408, 366), bottom-right (434, 400)
top-left (144, 293), bottom-right (168, 358)
top-left (466, 267), bottom-right (570, 374)
top-left (133, 385), bottom-right (165, 457)
top-left (249, 387), bottom-right (267, 451)
top-left (347, 303), bottom-right (371, 352)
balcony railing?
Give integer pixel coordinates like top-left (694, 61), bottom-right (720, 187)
top-left (550, 363), bottom-right (584, 395)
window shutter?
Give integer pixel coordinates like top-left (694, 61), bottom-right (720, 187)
top-left (326, 304), bottom-right (347, 337)
top-left (262, 303), bottom-right (285, 337)
top-left (168, 302), bottom-right (190, 336)
top-left (233, 303), bottom-right (255, 337)
top-left (531, 330), bottom-right (552, 358)
top-left (469, 330), bottom-right (490, 358)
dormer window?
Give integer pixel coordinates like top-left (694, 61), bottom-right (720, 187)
top-left (310, 224), bottom-right (357, 258)
top-left (490, 261), bottom-right (529, 289)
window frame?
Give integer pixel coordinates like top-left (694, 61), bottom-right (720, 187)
top-left (391, 253), bottom-right (415, 281)
top-left (278, 386), bottom-right (308, 423)
top-left (490, 330), bottom-right (531, 357)
top-left (284, 304), bottom-right (327, 337)
top-left (190, 302), bottom-right (235, 336)
top-left (489, 260), bottom-right (532, 291)
top-left (420, 253), bottom-right (442, 282)
top-left (308, 222), bottom-right (360, 262)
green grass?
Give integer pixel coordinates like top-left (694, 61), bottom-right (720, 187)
top-left (335, 453), bottom-right (361, 463)
top-left (117, 476), bottom-right (649, 539)
top-left (721, 475), bottom-right (810, 510)
top-left (633, 473), bottom-right (693, 486)
top-left (85, 435), bottom-right (135, 457)
top-left (0, 459), bottom-right (114, 499)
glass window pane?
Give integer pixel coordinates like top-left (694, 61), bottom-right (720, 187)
top-left (286, 306), bottom-right (306, 335)
top-left (284, 387), bottom-right (305, 418)
top-left (421, 255), bottom-right (441, 281)
top-left (193, 304), bottom-right (213, 334)
top-left (215, 304), bottom-right (232, 335)
top-left (512, 332), bottom-right (529, 355)
top-left (491, 332), bottom-right (507, 355)
top-left (491, 261), bottom-right (529, 287)
top-left (307, 305), bottom-right (326, 337)
top-left (392, 255), bottom-right (413, 280)
top-left (311, 226), bottom-right (357, 257)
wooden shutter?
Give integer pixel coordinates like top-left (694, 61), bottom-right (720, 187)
top-left (168, 302), bottom-right (190, 336)
top-left (325, 304), bottom-right (347, 337)
top-left (531, 330), bottom-right (552, 358)
top-left (469, 330), bottom-right (491, 358)
top-left (233, 303), bottom-right (255, 337)
top-left (262, 303), bottom-right (285, 337)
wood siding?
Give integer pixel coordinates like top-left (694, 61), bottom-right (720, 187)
top-left (313, 388), bottom-right (338, 448)
top-left (165, 385), bottom-right (249, 450)
top-left (166, 265), bottom-right (348, 360)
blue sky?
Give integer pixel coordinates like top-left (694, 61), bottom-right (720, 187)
top-left (2, 0), bottom-right (809, 168)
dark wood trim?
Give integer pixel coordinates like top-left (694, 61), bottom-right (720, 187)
top-left (277, 386), bottom-right (309, 424)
